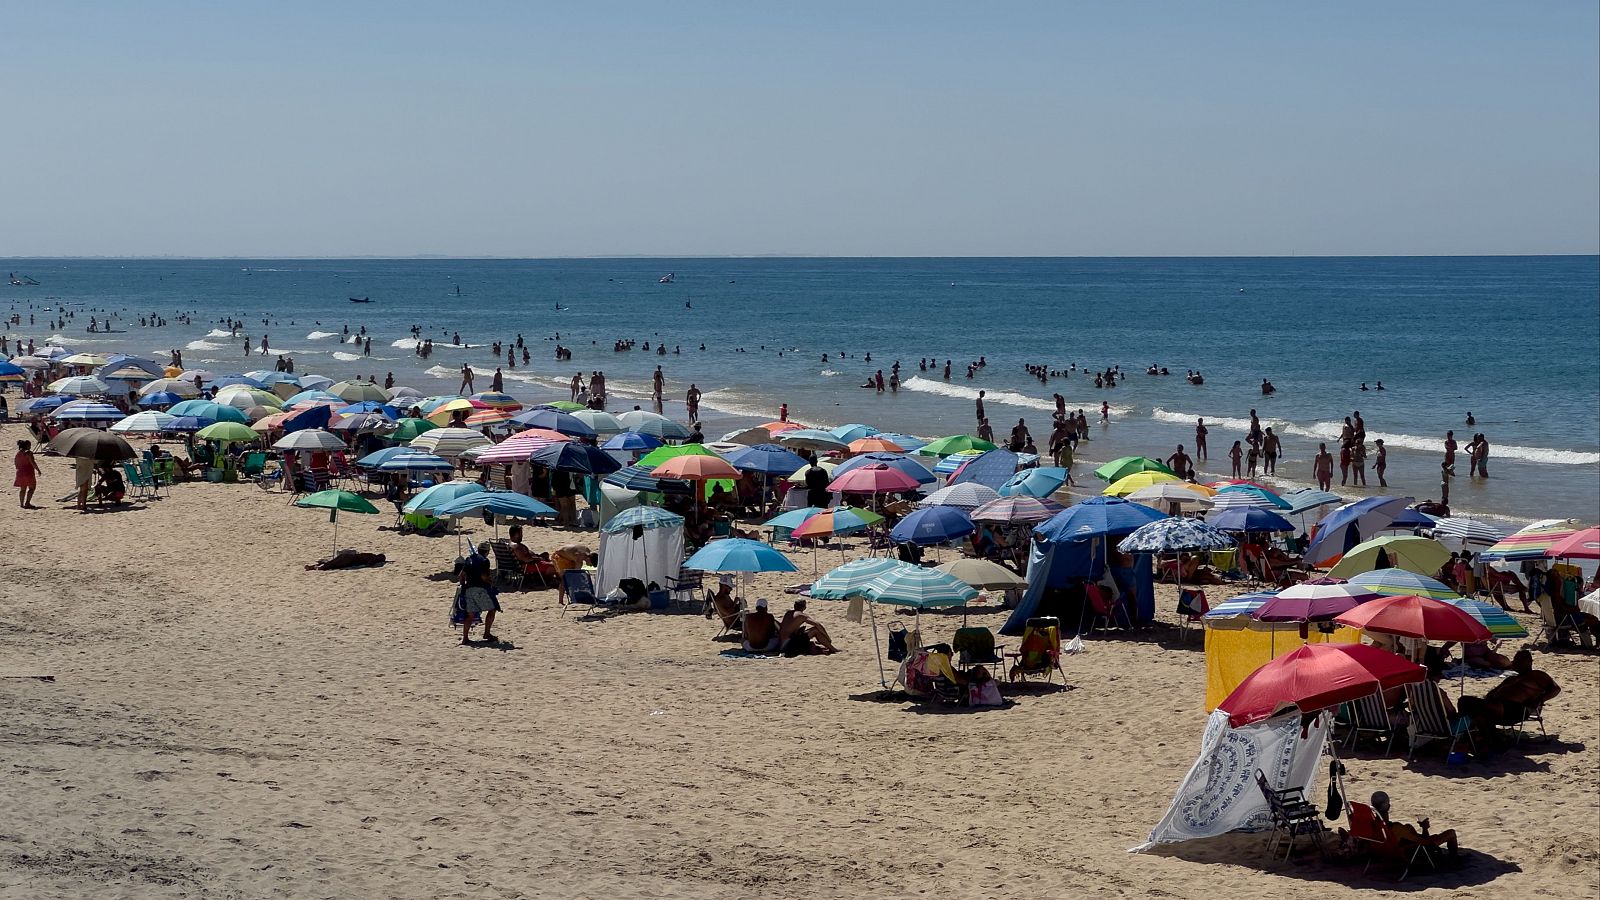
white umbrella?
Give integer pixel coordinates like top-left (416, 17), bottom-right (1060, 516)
top-left (919, 483), bottom-right (1000, 512)
top-left (571, 409), bottom-right (625, 434)
top-left (934, 558), bottom-right (1026, 590)
top-left (1429, 517), bottom-right (1508, 551)
top-left (110, 411), bottom-right (177, 433)
top-left (410, 427), bottom-right (492, 458)
top-left (139, 378), bottom-right (202, 399)
top-left (48, 375), bottom-right (110, 396)
top-left (273, 428), bottom-right (347, 451)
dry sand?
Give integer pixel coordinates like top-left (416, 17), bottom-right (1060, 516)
top-left (2, 452), bottom-right (1596, 899)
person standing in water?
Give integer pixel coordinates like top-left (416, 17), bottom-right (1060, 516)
top-left (1442, 430), bottom-right (1458, 476)
top-left (1374, 439), bottom-right (1388, 487)
top-left (975, 390), bottom-right (986, 423)
top-left (1313, 443), bottom-right (1334, 491)
top-left (460, 364), bottom-right (475, 394)
top-left (1194, 418), bottom-right (1208, 460)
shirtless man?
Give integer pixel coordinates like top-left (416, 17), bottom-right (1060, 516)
top-left (1247, 409), bottom-right (1263, 449)
top-left (1370, 792), bottom-right (1459, 860)
top-left (741, 598), bottom-right (780, 653)
top-left (778, 599), bottom-right (838, 655)
top-left (1313, 443), bottom-right (1334, 491)
top-left (1165, 445), bottom-right (1192, 479)
top-left (1008, 418), bottom-right (1030, 452)
top-left (652, 366), bottom-right (664, 403)
top-left (460, 364), bottom-right (475, 394)
top-left (975, 390), bottom-right (986, 423)
top-left (1466, 650), bottom-right (1560, 726)
top-left (1262, 427), bottom-right (1281, 475)
top-left (977, 418), bottom-right (994, 443)
top-left (1194, 418), bottom-right (1208, 460)
top-left (1474, 434), bottom-right (1489, 478)
top-left (1442, 430), bottom-right (1457, 476)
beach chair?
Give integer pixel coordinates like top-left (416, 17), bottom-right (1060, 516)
top-left (488, 541), bottom-right (526, 592)
top-left (1342, 691), bottom-right (1399, 756)
top-left (666, 568), bottom-right (704, 608)
top-left (1254, 769), bottom-right (1324, 861)
top-left (1534, 593), bottom-right (1581, 646)
top-left (1005, 617), bottom-right (1065, 684)
top-left (1082, 583), bottom-right (1130, 635)
top-left (1176, 589), bottom-right (1209, 641)
top-left (1503, 699), bottom-right (1547, 744)
top-left (703, 590), bottom-right (745, 634)
top-left (1346, 801), bottom-right (1433, 880)
top-left (560, 569), bottom-right (600, 616)
top-left (1403, 682), bottom-right (1474, 760)
top-left (239, 451), bottom-right (267, 478)
top-left (121, 462), bottom-right (154, 500)
top-left (138, 460), bottom-right (168, 497)
top-left (951, 626), bottom-right (1005, 679)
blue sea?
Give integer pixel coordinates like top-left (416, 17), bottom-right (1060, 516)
top-left (6, 256), bottom-right (1597, 525)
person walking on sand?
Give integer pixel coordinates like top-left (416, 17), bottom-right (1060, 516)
top-left (1194, 418), bottom-right (1208, 460)
top-left (460, 364), bottom-right (475, 395)
top-left (1262, 427), bottom-right (1281, 475)
top-left (14, 439), bottom-right (41, 509)
top-left (453, 541), bottom-right (499, 644)
top-left (1313, 443), bottom-right (1334, 491)
top-left (1374, 438), bottom-right (1388, 487)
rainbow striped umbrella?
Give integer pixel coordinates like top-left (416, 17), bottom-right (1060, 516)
top-left (468, 391), bottom-right (523, 410)
top-left (1479, 519), bottom-right (1585, 562)
top-left (1443, 597), bottom-right (1529, 639)
top-left (1345, 568), bottom-right (1460, 601)
top-left (791, 506), bottom-right (884, 539)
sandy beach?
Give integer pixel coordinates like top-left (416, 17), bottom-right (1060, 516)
top-left (2, 451), bottom-right (1595, 900)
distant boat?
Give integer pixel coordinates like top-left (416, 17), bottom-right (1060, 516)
top-left (348, 297), bottom-right (373, 303)
top-left (658, 273), bottom-right (675, 284)
top-left (554, 303), bottom-right (567, 311)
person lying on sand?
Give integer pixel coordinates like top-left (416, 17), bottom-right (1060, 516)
top-left (305, 550), bottom-right (387, 570)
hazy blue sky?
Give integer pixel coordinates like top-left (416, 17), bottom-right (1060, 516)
top-left (4, 2), bottom-right (1596, 256)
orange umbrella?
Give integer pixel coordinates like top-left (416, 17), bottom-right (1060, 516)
top-left (760, 421), bottom-right (803, 434)
top-left (652, 455), bottom-right (739, 481)
top-left (849, 437), bottom-right (905, 453)
top-left (465, 408), bottom-right (513, 426)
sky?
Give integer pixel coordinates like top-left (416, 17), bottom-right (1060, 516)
top-left (3, 2), bottom-right (1597, 257)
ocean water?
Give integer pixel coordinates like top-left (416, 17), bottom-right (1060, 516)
top-left (5, 256), bottom-right (1597, 525)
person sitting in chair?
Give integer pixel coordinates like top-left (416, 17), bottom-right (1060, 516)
top-left (1463, 650), bottom-right (1560, 726)
top-left (741, 598), bottom-right (780, 653)
top-left (708, 582), bottom-right (742, 630)
top-left (1370, 791), bottom-right (1459, 859)
top-left (778, 599), bottom-right (839, 656)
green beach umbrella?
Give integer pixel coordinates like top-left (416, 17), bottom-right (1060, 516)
top-left (915, 434), bottom-right (998, 458)
top-left (295, 489), bottom-right (380, 556)
top-left (1327, 535), bottom-right (1452, 579)
top-left (195, 421), bottom-right (259, 444)
top-left (384, 417), bottom-right (438, 442)
top-left (636, 442), bottom-right (722, 468)
top-left (545, 400), bottom-right (586, 412)
top-left (1093, 455), bottom-right (1176, 483)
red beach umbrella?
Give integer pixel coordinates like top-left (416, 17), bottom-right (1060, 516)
top-left (1546, 527), bottom-right (1600, 560)
top-left (1333, 594), bottom-right (1491, 643)
top-left (1219, 643), bottom-right (1425, 727)
top-left (828, 464), bottom-right (919, 495)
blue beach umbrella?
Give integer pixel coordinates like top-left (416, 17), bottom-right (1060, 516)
top-left (1209, 506), bottom-right (1295, 533)
top-left (831, 452), bottom-right (936, 486)
top-left (529, 441), bottom-right (622, 475)
top-left (511, 408), bottom-right (597, 438)
top-left (890, 506), bottom-right (976, 546)
top-left (875, 433), bottom-right (928, 452)
top-left (356, 446), bottom-right (411, 468)
top-left (601, 431), bottom-right (663, 452)
top-left (375, 451), bottom-right (456, 474)
top-left (163, 415), bottom-right (214, 433)
top-left (337, 400), bottom-right (397, 417)
top-left (998, 466), bottom-right (1069, 498)
top-left (764, 507), bottom-right (828, 530)
top-left (684, 538), bottom-right (798, 573)
top-left (1035, 497), bottom-right (1167, 542)
top-left (1385, 508), bottom-right (1437, 531)
top-left (435, 491), bottom-right (558, 521)
top-left (603, 463), bottom-right (667, 492)
top-left (52, 401), bottom-right (127, 421)
top-left (18, 395), bottom-right (71, 414)
top-left (282, 389), bottom-right (344, 407)
top-left (809, 558), bottom-right (902, 599)
top-left (830, 423), bottom-right (880, 443)
top-left (860, 562), bottom-right (978, 608)
top-left (1201, 592), bottom-right (1281, 628)
top-left (403, 481), bottom-right (486, 515)
top-left (167, 400), bottom-right (250, 423)
top-left (137, 391), bottom-right (184, 408)
top-left (1283, 488), bottom-right (1343, 515)
top-left (601, 506), bottom-right (685, 533)
top-left (723, 443), bottom-right (808, 477)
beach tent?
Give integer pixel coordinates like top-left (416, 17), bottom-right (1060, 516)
top-left (947, 449), bottom-right (1019, 491)
top-left (596, 507), bottom-right (685, 598)
top-left (1200, 616), bottom-right (1362, 710)
top-left (1002, 498), bottom-right (1165, 635)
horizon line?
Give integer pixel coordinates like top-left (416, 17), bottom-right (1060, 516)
top-left (2, 252), bottom-right (1596, 261)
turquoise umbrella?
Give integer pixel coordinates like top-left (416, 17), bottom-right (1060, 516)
top-left (1444, 597), bottom-right (1529, 639)
top-left (861, 562), bottom-right (979, 608)
top-left (764, 507), bottom-right (828, 530)
top-left (998, 466), bottom-right (1069, 498)
top-left (684, 538), bottom-right (797, 573)
top-left (809, 558), bottom-right (902, 599)
top-left (403, 481), bottom-right (485, 516)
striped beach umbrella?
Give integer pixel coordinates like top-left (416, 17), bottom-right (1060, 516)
top-left (1212, 484), bottom-right (1292, 510)
top-left (1283, 489), bottom-right (1342, 515)
top-left (619, 410), bottom-right (692, 440)
top-left (570, 409), bottom-right (625, 434)
top-left (1444, 598), bottom-right (1529, 639)
top-left (860, 563), bottom-right (979, 608)
top-left (402, 480), bottom-right (486, 516)
top-left (0, 361), bottom-right (27, 383)
top-left (919, 482), bottom-right (1000, 512)
top-left (465, 408), bottom-right (513, 427)
top-left (214, 386), bottom-right (283, 410)
top-left (375, 451), bottom-right (456, 474)
top-left (48, 375), bottom-right (111, 396)
top-left (273, 428), bottom-right (347, 451)
top-left (1201, 592), bottom-right (1281, 628)
top-left (791, 506), bottom-right (884, 539)
top-left (807, 558), bottom-right (903, 599)
top-left (1430, 517), bottom-right (1507, 549)
top-left (329, 380), bottom-right (390, 403)
top-left (1477, 519), bottom-right (1584, 562)
top-left (52, 400), bottom-right (126, 421)
top-left (109, 411), bottom-right (177, 433)
top-left (603, 463), bottom-right (667, 492)
top-left (409, 427), bottom-right (491, 458)
top-left (1345, 568), bottom-right (1460, 601)
top-left (933, 448), bottom-right (986, 475)
top-left (971, 495), bottom-right (1063, 524)
top-left (468, 391), bottom-right (523, 410)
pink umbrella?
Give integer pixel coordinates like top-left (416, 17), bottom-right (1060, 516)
top-left (828, 464), bottom-right (919, 495)
top-left (970, 495), bottom-right (1063, 524)
top-left (1546, 527), bottom-right (1600, 560)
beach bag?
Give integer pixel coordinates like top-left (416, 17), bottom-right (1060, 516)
top-left (969, 680), bottom-right (1004, 708)
top-left (886, 621), bottom-right (909, 662)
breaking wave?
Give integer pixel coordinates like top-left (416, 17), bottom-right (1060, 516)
top-left (902, 376), bottom-right (1132, 417)
top-left (306, 331), bottom-right (339, 340)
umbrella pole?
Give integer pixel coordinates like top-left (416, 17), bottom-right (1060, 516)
top-left (332, 510), bottom-right (339, 557)
top-left (868, 599), bottom-right (888, 688)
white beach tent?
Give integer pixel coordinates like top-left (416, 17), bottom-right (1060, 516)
top-left (596, 507), bottom-right (686, 598)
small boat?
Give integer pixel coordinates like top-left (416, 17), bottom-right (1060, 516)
top-left (348, 297), bottom-right (373, 303)
top-left (658, 273), bottom-right (675, 284)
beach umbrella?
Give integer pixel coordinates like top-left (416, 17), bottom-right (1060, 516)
top-left (330, 412), bottom-right (391, 433)
top-left (1200, 592), bottom-right (1282, 628)
top-left (721, 425), bottom-right (776, 446)
top-left (336, 400), bottom-right (396, 417)
top-left (1427, 516), bottom-right (1506, 549)
top-left (253, 412), bottom-right (294, 433)
top-left (195, 421), bottom-right (259, 444)
top-left (213, 386), bottom-right (283, 409)
top-left (999, 466), bottom-right (1070, 499)
top-left (381, 417), bottom-right (438, 442)
top-left (916, 434), bottom-right (997, 458)
top-left (785, 458), bottom-right (839, 485)
top-left (935, 557), bottom-right (1027, 591)
top-left (434, 491), bottom-right (557, 521)
top-left (1303, 496), bottom-right (1414, 567)
top-left (570, 409), bottom-right (625, 434)
top-left (933, 449), bottom-right (986, 476)
top-left (464, 408), bottom-right (513, 427)
top-left (1127, 481), bottom-right (1215, 511)
top-left (777, 428), bottom-right (849, 452)
top-left (848, 437), bottom-right (905, 454)
top-left (1577, 588), bottom-right (1599, 621)
top-left (292, 374), bottom-right (333, 391)
top-left (1093, 456), bottom-right (1174, 483)
top-left (468, 391), bottom-right (523, 411)
top-left (355, 446), bottom-right (412, 468)
top-left (876, 433), bottom-right (928, 452)
top-left (17, 396), bottom-right (70, 415)
top-left (1210, 484), bottom-right (1292, 511)
top-left (758, 420), bottom-right (802, 433)
top-left (860, 563), bottom-right (979, 608)
top-left (723, 443), bottom-right (808, 477)
top-left (1382, 508), bottom-right (1437, 532)
top-left (1326, 535), bottom-right (1451, 579)
top-left (410, 427), bottom-right (491, 458)
top-left (48, 375), bottom-right (111, 396)
top-left (651, 454), bottom-right (737, 481)
top-left (971, 495), bottom-right (1063, 524)
top-left (282, 389), bottom-right (342, 407)
top-left (601, 431), bottom-right (662, 452)
top-left (530, 441), bottom-right (622, 475)
top-left (210, 374), bottom-right (267, 390)
top-left (1102, 470), bottom-right (1179, 497)
top-left (58, 352), bottom-right (109, 367)
top-left (1479, 519), bottom-right (1585, 562)
top-left (833, 452), bottom-right (936, 486)
top-left (791, 506), bottom-right (884, 539)
top-left (52, 401), bottom-right (126, 421)
top-left (601, 506), bottom-right (685, 533)
top-left (10, 355), bottom-right (52, 370)
top-left (1444, 598), bottom-right (1529, 639)
top-left (830, 464), bottom-right (920, 495)
top-left (473, 431), bottom-right (571, 464)
top-left (830, 423), bottom-right (881, 443)
top-left (1251, 582), bottom-right (1377, 623)
top-left (295, 489), bottom-right (380, 556)
top-left (603, 463), bottom-right (669, 492)
top-left (1546, 526), bottom-right (1600, 560)
top-left (763, 507), bottom-right (829, 531)
top-left (1346, 568), bottom-right (1460, 601)
top-left (273, 429), bottom-right (346, 451)
top-left (163, 415), bottom-right (213, 433)
top-left (34, 346), bottom-right (73, 360)
top-left (329, 380), bottom-right (389, 403)
top-left (684, 538), bottom-right (798, 573)
top-left (1036, 497), bottom-right (1167, 541)
top-left (809, 558), bottom-right (902, 599)
top-left (49, 428), bottom-right (135, 461)
top-left (1283, 488), bottom-right (1342, 515)
top-left (1334, 594), bottom-right (1492, 643)
top-left (919, 482), bottom-right (1000, 512)
top-left (425, 398), bottom-right (490, 424)
top-left (102, 366), bottom-right (160, 383)
top-left (1210, 506), bottom-right (1295, 533)
top-left (109, 411), bottom-right (176, 434)
top-left (511, 408), bottom-right (596, 438)
top-left (1118, 518), bottom-right (1235, 554)
top-left (136, 391), bottom-right (184, 408)
top-left (375, 451), bottom-right (456, 474)
top-left (890, 506), bottom-right (976, 546)
top-left (0, 361), bottom-right (26, 382)
top-left (618, 409), bottom-right (692, 439)
top-left (1218, 643), bottom-right (1425, 727)
top-left (168, 400), bottom-right (250, 423)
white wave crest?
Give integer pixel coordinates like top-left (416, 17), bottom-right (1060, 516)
top-left (184, 340), bottom-right (227, 351)
top-left (331, 351), bottom-right (364, 362)
top-left (820, 369), bottom-right (843, 377)
top-left (901, 376), bottom-right (1130, 417)
top-left (392, 338), bottom-right (420, 349)
top-left (206, 329), bottom-right (233, 337)
top-left (306, 331), bottom-right (339, 340)
top-left (391, 337), bottom-right (481, 351)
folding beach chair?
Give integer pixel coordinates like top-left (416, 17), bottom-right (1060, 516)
top-left (1005, 617), bottom-right (1065, 684)
top-left (1347, 801), bottom-right (1434, 880)
top-left (121, 462), bottom-right (154, 501)
top-left (666, 568), bottom-right (704, 609)
top-left (1254, 768), bottom-right (1324, 860)
top-left (561, 569), bottom-right (601, 616)
top-left (1082, 583), bottom-right (1131, 635)
top-left (488, 541), bottom-right (526, 592)
top-left (1535, 593), bottom-right (1581, 646)
top-left (1403, 682), bottom-right (1474, 760)
top-left (1176, 589), bottom-right (1209, 641)
top-left (1342, 691), bottom-right (1399, 756)
top-left (951, 626), bottom-right (1005, 680)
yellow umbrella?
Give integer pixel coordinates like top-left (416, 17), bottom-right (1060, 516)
top-left (1103, 470), bottom-right (1180, 497)
top-left (425, 398), bottom-right (483, 424)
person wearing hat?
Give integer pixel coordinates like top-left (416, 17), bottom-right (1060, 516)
top-left (741, 598), bottom-right (780, 653)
